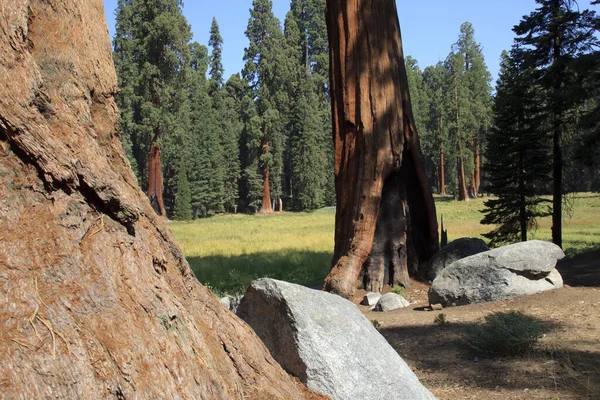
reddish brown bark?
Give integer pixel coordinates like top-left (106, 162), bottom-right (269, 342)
top-left (457, 151), bottom-right (469, 201)
top-left (0, 1), bottom-right (326, 398)
top-left (469, 167), bottom-right (477, 199)
top-left (259, 136), bottom-right (273, 214)
top-left (439, 143), bottom-right (446, 196)
top-left (323, 0), bottom-right (438, 298)
top-left (147, 141), bottom-right (166, 216)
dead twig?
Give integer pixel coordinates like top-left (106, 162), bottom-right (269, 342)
top-left (37, 316), bottom-right (56, 359)
top-left (29, 303), bottom-right (40, 338)
top-left (9, 337), bottom-right (35, 350)
top-left (89, 215), bottom-right (105, 238)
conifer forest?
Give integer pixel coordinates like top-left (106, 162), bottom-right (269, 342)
top-left (113, 0), bottom-right (599, 247)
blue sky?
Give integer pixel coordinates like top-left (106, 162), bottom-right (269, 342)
top-left (102, 0), bottom-right (598, 85)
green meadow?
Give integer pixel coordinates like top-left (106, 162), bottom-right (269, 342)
top-left (170, 193), bottom-right (600, 296)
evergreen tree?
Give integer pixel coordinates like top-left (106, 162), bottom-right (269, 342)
top-left (444, 50), bottom-right (471, 201)
top-left (242, 0), bottom-right (286, 214)
top-left (113, 0), bottom-right (192, 216)
top-left (514, 0), bottom-right (600, 247)
top-left (482, 49), bottom-right (552, 246)
top-left (221, 74), bottom-right (244, 212)
top-left (173, 159), bottom-right (192, 220)
top-left (450, 22), bottom-right (492, 200)
top-left (423, 62), bottom-right (451, 195)
top-left (282, 10), bottom-right (328, 210)
top-left (208, 17), bottom-right (224, 93)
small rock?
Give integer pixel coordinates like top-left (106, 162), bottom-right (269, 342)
top-left (220, 295), bottom-right (243, 313)
top-left (375, 293), bottom-right (410, 312)
top-left (361, 292), bottom-right (382, 306)
top-left (430, 303), bottom-right (443, 311)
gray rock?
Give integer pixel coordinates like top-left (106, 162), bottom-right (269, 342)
top-left (360, 292), bottom-right (382, 306)
top-left (374, 293), bottom-right (410, 312)
top-left (429, 240), bottom-right (565, 307)
top-left (237, 279), bottom-right (436, 400)
top-left (426, 237), bottom-right (488, 281)
top-left (220, 295), bottom-right (243, 313)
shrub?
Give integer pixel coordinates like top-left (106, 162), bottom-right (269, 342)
top-left (434, 313), bottom-right (448, 326)
top-left (468, 311), bottom-right (547, 357)
top-left (391, 285), bottom-right (406, 297)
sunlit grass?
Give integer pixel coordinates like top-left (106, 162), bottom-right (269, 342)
top-left (436, 193), bottom-right (600, 256)
top-left (170, 193), bottom-right (600, 295)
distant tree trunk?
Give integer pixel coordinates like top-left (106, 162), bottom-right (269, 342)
top-left (147, 140), bottom-right (166, 216)
top-left (323, 0), bottom-right (439, 298)
top-left (439, 117), bottom-right (446, 196)
top-left (439, 148), bottom-right (446, 196)
top-left (519, 146), bottom-right (527, 242)
top-left (469, 166), bottom-right (477, 198)
top-left (552, 19), bottom-right (563, 248)
top-left (474, 136), bottom-right (481, 194)
top-left (260, 136), bottom-right (273, 214)
top-left (456, 138), bottom-right (469, 201)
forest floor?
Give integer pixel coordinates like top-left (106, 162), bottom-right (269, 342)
top-left (359, 250), bottom-right (600, 400)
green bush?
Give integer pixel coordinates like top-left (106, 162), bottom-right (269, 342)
top-left (468, 311), bottom-right (547, 357)
top-left (391, 285), bottom-right (406, 297)
top-left (434, 312), bottom-right (448, 326)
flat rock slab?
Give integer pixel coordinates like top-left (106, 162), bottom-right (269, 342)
top-left (360, 292), bottom-right (382, 306)
top-left (427, 237), bottom-right (489, 281)
top-left (374, 293), bottom-right (410, 312)
top-left (237, 279), bottom-right (436, 400)
top-left (429, 240), bottom-right (565, 307)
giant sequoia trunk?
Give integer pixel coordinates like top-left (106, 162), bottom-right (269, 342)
top-left (323, 0), bottom-right (438, 298)
top-left (147, 140), bottom-right (166, 216)
top-left (0, 1), bottom-right (325, 398)
top-left (259, 136), bottom-right (273, 214)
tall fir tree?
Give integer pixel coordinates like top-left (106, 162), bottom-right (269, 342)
top-left (514, 0), bottom-right (600, 247)
top-left (482, 49), bottom-right (552, 246)
top-left (173, 159), bottom-right (193, 220)
top-left (449, 22), bottom-right (492, 200)
top-left (423, 62), bottom-right (451, 196)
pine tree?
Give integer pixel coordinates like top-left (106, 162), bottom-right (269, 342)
top-left (173, 159), bottom-right (192, 220)
top-left (482, 49), bottom-right (552, 246)
top-left (423, 62), bottom-right (451, 196)
top-left (208, 17), bottom-right (224, 94)
top-left (514, 0), bottom-right (600, 247)
top-left (282, 10), bottom-right (328, 210)
top-left (450, 22), bottom-right (492, 200)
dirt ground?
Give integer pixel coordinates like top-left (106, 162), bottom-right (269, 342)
top-left (356, 250), bottom-right (600, 400)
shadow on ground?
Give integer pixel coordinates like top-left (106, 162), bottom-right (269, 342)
top-left (380, 321), bottom-right (600, 398)
top-left (187, 250), bottom-right (332, 296)
top-left (557, 248), bottom-right (600, 287)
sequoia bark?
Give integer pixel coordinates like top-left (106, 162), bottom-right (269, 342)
top-left (323, 0), bottom-right (438, 298)
top-left (0, 1), bottom-right (326, 398)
